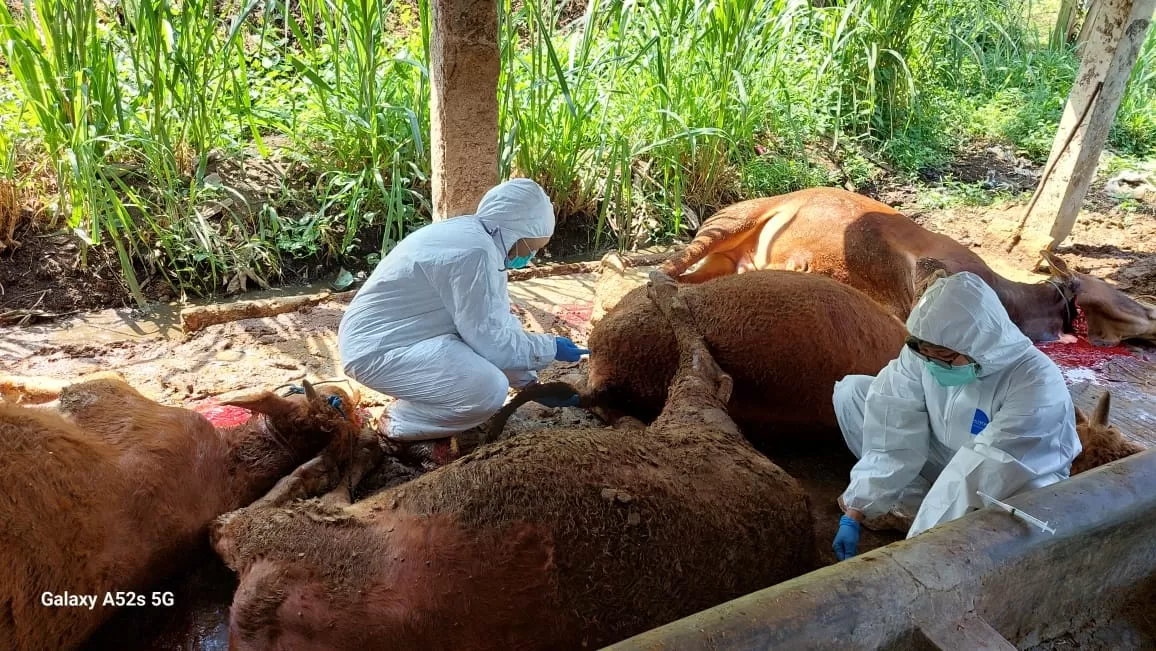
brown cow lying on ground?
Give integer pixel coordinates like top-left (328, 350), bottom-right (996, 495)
top-left (0, 376), bottom-right (357, 651)
top-left (575, 269), bottom-right (907, 443)
top-left (1071, 390), bottom-right (1146, 475)
top-left (660, 187), bottom-right (1156, 346)
top-left (210, 271), bottom-right (816, 650)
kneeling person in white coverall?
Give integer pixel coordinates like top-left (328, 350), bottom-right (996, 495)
top-left (338, 179), bottom-right (589, 448)
top-left (832, 271), bottom-right (1081, 560)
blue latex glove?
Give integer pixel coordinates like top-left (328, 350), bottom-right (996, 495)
top-left (554, 336), bottom-right (591, 363)
top-left (833, 515), bottom-right (861, 560)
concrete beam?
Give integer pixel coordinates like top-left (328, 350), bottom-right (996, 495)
top-left (605, 449), bottom-right (1156, 650)
top-left (915, 612), bottom-right (1016, 651)
top-left (1017, 0), bottom-right (1155, 250)
top-left (429, 0), bottom-right (499, 220)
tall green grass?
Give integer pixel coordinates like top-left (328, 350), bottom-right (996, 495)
top-left (1, 0), bottom-right (1154, 299)
top-left (285, 0), bottom-right (431, 259)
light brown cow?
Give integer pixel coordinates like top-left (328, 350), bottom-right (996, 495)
top-left (210, 272), bottom-right (817, 650)
top-left (0, 377), bottom-right (357, 651)
top-left (660, 187), bottom-right (1156, 346)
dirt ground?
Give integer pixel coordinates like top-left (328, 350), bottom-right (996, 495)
top-left (908, 202), bottom-right (1156, 298)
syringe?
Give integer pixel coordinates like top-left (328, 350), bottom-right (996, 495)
top-left (977, 491), bottom-right (1056, 535)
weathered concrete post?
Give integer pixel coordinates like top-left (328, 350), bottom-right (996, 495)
top-left (1012, 0), bottom-right (1155, 252)
top-left (429, 0), bottom-right (500, 220)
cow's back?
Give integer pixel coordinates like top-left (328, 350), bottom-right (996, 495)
top-left (586, 271), bottom-right (907, 442)
top-left (0, 404), bottom-right (130, 650)
top-left (0, 390), bottom-right (231, 650)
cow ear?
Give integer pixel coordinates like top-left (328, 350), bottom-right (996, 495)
top-left (1092, 391), bottom-right (1111, 428)
top-left (1040, 250), bottom-right (1075, 281)
top-left (303, 379), bottom-right (319, 403)
top-left (221, 390), bottom-right (295, 417)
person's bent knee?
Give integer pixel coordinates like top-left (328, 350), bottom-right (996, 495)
top-left (459, 366), bottom-right (510, 423)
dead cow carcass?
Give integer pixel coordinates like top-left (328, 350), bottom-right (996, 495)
top-left (583, 270), bottom-right (907, 440)
top-left (660, 187), bottom-right (1156, 346)
top-left (0, 377), bottom-right (357, 651)
top-left (211, 272), bottom-right (816, 650)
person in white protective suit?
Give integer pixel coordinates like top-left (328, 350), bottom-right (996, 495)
top-left (337, 179), bottom-right (589, 453)
top-left (831, 271), bottom-right (1081, 560)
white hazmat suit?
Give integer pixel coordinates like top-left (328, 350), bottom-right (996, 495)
top-left (836, 272), bottom-right (1081, 538)
top-left (338, 179), bottom-right (558, 440)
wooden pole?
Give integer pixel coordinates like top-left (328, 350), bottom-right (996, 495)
top-left (1013, 0), bottom-right (1155, 252)
top-left (429, 0), bottom-right (500, 220)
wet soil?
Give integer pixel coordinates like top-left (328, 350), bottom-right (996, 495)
top-left (0, 230), bottom-right (169, 315)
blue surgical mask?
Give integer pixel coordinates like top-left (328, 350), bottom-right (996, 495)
top-left (507, 250), bottom-right (536, 270)
top-left (925, 361), bottom-right (979, 387)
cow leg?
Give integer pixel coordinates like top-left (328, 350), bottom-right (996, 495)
top-left (321, 430), bottom-right (387, 507)
top-left (675, 253), bottom-right (738, 284)
top-left (648, 271), bottom-right (737, 437)
top-left (249, 454), bottom-right (340, 510)
top-left (0, 371), bottom-right (125, 405)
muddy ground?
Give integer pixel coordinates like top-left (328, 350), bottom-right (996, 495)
top-left (910, 202), bottom-right (1156, 298)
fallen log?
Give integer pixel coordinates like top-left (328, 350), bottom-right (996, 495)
top-left (506, 249), bottom-right (679, 282)
top-left (179, 249), bottom-right (680, 333)
top-left (179, 290), bottom-right (356, 334)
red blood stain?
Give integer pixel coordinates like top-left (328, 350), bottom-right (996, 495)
top-left (553, 304), bottom-right (593, 332)
top-left (1035, 307), bottom-right (1134, 371)
top-left (191, 398), bottom-right (252, 428)
top-left (190, 397), bottom-right (370, 429)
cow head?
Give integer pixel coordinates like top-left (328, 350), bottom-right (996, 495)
top-left (1072, 391), bottom-right (1145, 475)
top-left (1041, 251), bottom-right (1156, 347)
top-left (222, 379), bottom-right (360, 460)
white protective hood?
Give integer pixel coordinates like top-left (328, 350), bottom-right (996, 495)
top-left (840, 272), bottom-right (1081, 538)
top-left (476, 178), bottom-right (555, 266)
top-left (906, 271), bottom-right (1033, 376)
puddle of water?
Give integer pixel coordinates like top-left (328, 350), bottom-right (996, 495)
top-left (83, 557), bottom-right (236, 651)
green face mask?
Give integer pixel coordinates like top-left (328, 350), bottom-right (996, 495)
top-left (925, 361), bottom-right (979, 387)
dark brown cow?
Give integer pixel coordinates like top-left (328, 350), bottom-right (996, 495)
top-left (582, 270), bottom-right (907, 441)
